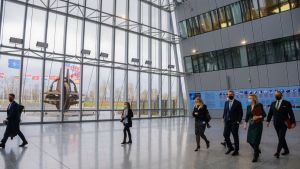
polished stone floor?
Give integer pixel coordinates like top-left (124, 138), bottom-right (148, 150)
top-left (0, 117), bottom-right (299, 169)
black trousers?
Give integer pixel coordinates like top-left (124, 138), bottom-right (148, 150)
top-left (274, 123), bottom-right (289, 153)
top-left (195, 121), bottom-right (209, 147)
top-left (250, 143), bottom-right (260, 155)
top-left (123, 124), bottom-right (132, 142)
top-left (223, 122), bottom-right (239, 151)
top-left (1, 128), bottom-right (27, 144)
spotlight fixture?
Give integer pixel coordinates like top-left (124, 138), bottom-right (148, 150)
top-left (241, 40), bottom-right (247, 45)
top-left (131, 58), bottom-right (140, 63)
top-left (81, 49), bottom-right (91, 55)
top-left (168, 64), bottom-right (175, 69)
top-left (100, 52), bottom-right (109, 58)
top-left (36, 41), bottom-right (48, 48)
top-left (9, 37), bottom-right (23, 45)
top-left (145, 60), bottom-right (152, 66)
top-left (192, 49), bottom-right (198, 54)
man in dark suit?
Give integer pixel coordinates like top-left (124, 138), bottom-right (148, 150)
top-left (223, 90), bottom-right (243, 156)
top-left (267, 91), bottom-right (296, 158)
top-left (0, 93), bottom-right (28, 148)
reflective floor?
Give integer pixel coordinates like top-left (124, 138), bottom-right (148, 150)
top-left (0, 117), bottom-right (299, 169)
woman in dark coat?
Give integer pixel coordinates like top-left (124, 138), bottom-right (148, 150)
top-left (121, 102), bottom-right (133, 144)
top-left (243, 94), bottom-right (266, 162)
top-left (192, 96), bottom-right (210, 151)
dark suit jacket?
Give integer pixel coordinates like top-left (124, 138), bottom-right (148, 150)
top-left (223, 99), bottom-right (243, 123)
top-left (124, 109), bottom-right (134, 127)
top-left (6, 101), bottom-right (23, 137)
top-left (267, 100), bottom-right (296, 125)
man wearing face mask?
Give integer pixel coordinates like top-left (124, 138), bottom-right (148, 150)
top-left (223, 90), bottom-right (243, 156)
top-left (267, 91), bottom-right (296, 158)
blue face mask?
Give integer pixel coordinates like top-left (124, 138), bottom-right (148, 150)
top-left (248, 99), bottom-right (253, 104)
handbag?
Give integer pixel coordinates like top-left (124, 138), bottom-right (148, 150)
top-left (284, 118), bottom-right (294, 129)
top-left (252, 106), bottom-right (263, 123)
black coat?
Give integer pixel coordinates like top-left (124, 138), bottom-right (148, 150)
top-left (267, 100), bottom-right (296, 125)
top-left (192, 104), bottom-right (209, 122)
top-left (123, 109), bottom-right (134, 127)
top-left (6, 101), bottom-right (24, 138)
top-left (223, 99), bottom-right (243, 123)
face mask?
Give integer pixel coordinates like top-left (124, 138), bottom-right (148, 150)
top-left (248, 99), bottom-right (252, 104)
top-left (275, 96), bottom-right (282, 100)
top-left (228, 96), bottom-right (234, 100)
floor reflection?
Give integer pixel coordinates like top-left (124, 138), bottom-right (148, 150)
top-left (0, 117), bottom-right (299, 169)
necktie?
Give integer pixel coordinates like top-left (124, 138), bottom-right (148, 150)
top-left (229, 101), bottom-right (232, 110)
top-left (275, 101), bottom-right (280, 110)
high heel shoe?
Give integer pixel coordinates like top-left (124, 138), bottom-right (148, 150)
top-left (194, 146), bottom-right (200, 151)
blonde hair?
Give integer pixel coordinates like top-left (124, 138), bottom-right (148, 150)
top-left (249, 94), bottom-right (259, 105)
top-left (194, 96), bottom-right (204, 109)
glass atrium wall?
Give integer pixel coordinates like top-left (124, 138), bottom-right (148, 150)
top-left (0, 0), bottom-right (185, 123)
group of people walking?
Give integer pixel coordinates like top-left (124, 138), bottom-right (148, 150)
top-left (192, 90), bottom-right (296, 162)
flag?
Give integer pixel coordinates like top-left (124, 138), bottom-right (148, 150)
top-left (8, 59), bottom-right (21, 69)
top-left (0, 72), bottom-right (5, 78)
top-left (32, 76), bottom-right (40, 80)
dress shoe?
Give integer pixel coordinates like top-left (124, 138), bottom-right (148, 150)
top-left (194, 146), bottom-right (200, 152)
top-left (274, 152), bottom-right (280, 158)
top-left (225, 148), bottom-right (234, 154)
top-left (19, 141), bottom-right (28, 147)
top-left (232, 151), bottom-right (239, 156)
top-left (127, 141), bottom-right (132, 144)
top-left (121, 141), bottom-right (126, 144)
top-left (206, 141), bottom-right (210, 149)
top-left (221, 142), bottom-right (226, 147)
top-left (0, 143), bottom-right (5, 149)
top-left (281, 151), bottom-right (289, 156)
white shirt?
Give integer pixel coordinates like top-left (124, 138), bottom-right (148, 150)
top-left (229, 99), bottom-right (234, 110)
top-left (123, 109), bottom-right (128, 124)
top-left (7, 102), bottom-right (12, 110)
top-left (275, 99), bottom-right (283, 110)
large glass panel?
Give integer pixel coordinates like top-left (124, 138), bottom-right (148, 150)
top-left (240, 0), bottom-right (252, 22)
top-left (255, 42), bottom-right (267, 65)
top-left (185, 19), bottom-right (193, 37)
top-left (152, 6), bottom-right (159, 29)
top-left (102, 0), bottom-right (114, 15)
top-left (114, 69), bottom-right (125, 110)
top-left (43, 60), bottom-right (62, 122)
top-left (99, 67), bottom-right (112, 119)
top-left (191, 55), bottom-right (200, 73)
top-left (199, 13), bottom-right (212, 33)
top-left (232, 46), bottom-right (248, 68)
top-left (290, 0), bottom-right (300, 9)
top-left (198, 55), bottom-right (206, 73)
top-left (250, 0), bottom-right (260, 19)
top-left (0, 55), bottom-right (21, 111)
top-left (114, 29), bottom-right (126, 63)
top-left (258, 0), bottom-right (279, 17)
top-left (84, 21), bottom-right (98, 59)
top-left (100, 26), bottom-right (113, 61)
top-left (189, 17), bottom-right (200, 36)
top-left (204, 52), bottom-right (218, 71)
top-left (140, 72), bottom-right (149, 117)
top-left (129, 0), bottom-right (138, 22)
top-left (265, 39), bottom-right (285, 64)
top-left (279, 0), bottom-right (291, 12)
top-left (116, 0), bottom-right (127, 25)
top-left (82, 65), bottom-right (97, 120)
top-left (161, 75), bottom-right (169, 116)
top-left (171, 76), bottom-right (178, 116)
top-left (66, 18), bottom-right (82, 56)
top-left (141, 36), bottom-right (149, 65)
top-left (223, 49), bottom-right (233, 69)
top-left (47, 13), bottom-right (65, 54)
top-left (21, 58), bottom-right (42, 122)
top-left (211, 10), bottom-right (220, 30)
top-left (295, 35), bottom-right (300, 59)
top-left (184, 56), bottom-right (193, 73)
top-left (151, 74), bottom-right (159, 117)
top-left (162, 42), bottom-right (169, 69)
top-left (282, 37), bottom-right (297, 61)
top-left (0, 2), bottom-right (25, 46)
top-left (217, 50), bottom-right (226, 70)
top-left (152, 39), bottom-right (160, 68)
top-left (128, 33), bottom-right (138, 64)
top-left (141, 2), bottom-right (149, 25)
top-left (247, 44), bottom-right (257, 66)
top-left (128, 71), bottom-right (138, 112)
top-left (178, 21), bottom-right (188, 38)
top-left (218, 7), bottom-right (228, 28)
top-left (226, 2), bottom-right (243, 26)
top-left (161, 10), bottom-right (170, 32)
top-left (25, 8), bottom-right (46, 51)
